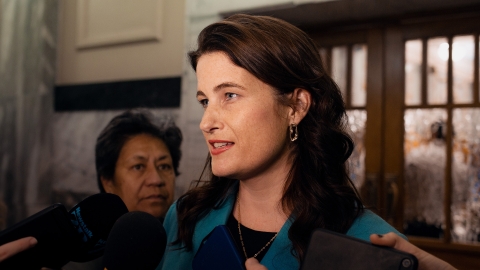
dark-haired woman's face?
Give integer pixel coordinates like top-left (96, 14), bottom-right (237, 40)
top-left (101, 134), bottom-right (175, 218)
top-left (196, 52), bottom-right (293, 181)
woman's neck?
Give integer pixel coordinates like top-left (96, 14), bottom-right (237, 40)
top-left (236, 167), bottom-right (290, 232)
top-left (238, 145), bottom-right (292, 197)
top-left (232, 144), bottom-right (293, 231)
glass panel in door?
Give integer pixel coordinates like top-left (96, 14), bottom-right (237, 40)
top-left (404, 109), bottom-right (447, 239)
top-left (331, 46), bottom-right (348, 100)
top-left (427, 37), bottom-right (448, 105)
top-left (452, 36), bottom-right (475, 104)
top-left (451, 108), bottom-right (480, 244)
top-left (351, 44), bottom-right (367, 107)
top-left (347, 110), bottom-right (366, 189)
top-left (405, 40), bottom-right (422, 106)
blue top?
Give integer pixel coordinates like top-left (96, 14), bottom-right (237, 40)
top-left (157, 188), bottom-right (405, 270)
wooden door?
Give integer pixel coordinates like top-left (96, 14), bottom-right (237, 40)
top-left (310, 14), bottom-right (480, 269)
top-left (383, 16), bottom-right (480, 269)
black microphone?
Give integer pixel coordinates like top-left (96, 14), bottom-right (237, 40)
top-left (0, 193), bottom-right (128, 269)
top-left (68, 193), bottom-right (129, 262)
top-left (103, 211), bottom-right (167, 270)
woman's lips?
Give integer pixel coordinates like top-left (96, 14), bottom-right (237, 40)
top-left (209, 140), bottom-right (234, 155)
top-left (144, 194), bottom-right (167, 201)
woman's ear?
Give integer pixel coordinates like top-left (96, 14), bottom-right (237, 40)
top-left (100, 176), bottom-right (115, 194)
top-left (289, 88), bottom-right (311, 124)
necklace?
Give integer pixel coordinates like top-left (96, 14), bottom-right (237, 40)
top-left (236, 195), bottom-right (278, 259)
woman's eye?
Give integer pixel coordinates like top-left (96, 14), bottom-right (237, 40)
top-left (198, 99), bottom-right (208, 108)
top-left (132, 164), bottom-right (144, 170)
top-left (226, 93), bottom-right (237, 100)
top-left (158, 164), bottom-right (172, 171)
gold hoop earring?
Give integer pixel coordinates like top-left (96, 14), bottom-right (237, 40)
top-left (290, 124), bottom-right (298, 141)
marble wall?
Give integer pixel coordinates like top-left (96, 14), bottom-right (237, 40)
top-left (0, 0), bottom-right (58, 226)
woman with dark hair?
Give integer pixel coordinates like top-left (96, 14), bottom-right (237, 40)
top-left (158, 14), bottom-right (403, 270)
top-left (96, 109), bottom-right (182, 220)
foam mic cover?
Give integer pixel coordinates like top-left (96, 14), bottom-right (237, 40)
top-left (0, 193), bottom-right (128, 269)
top-left (68, 193), bottom-right (129, 262)
top-left (103, 211), bottom-right (167, 270)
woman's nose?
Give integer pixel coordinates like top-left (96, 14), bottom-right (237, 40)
top-left (199, 106), bottom-right (220, 134)
top-left (145, 166), bottom-right (165, 186)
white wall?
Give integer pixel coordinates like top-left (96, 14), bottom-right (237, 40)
top-left (55, 0), bottom-right (186, 85)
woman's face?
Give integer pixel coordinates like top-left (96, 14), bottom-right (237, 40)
top-left (102, 134), bottom-right (175, 218)
top-left (196, 52), bottom-right (293, 180)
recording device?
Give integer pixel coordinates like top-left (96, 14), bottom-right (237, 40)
top-left (0, 193), bottom-right (128, 269)
top-left (103, 211), bottom-right (167, 270)
top-left (0, 203), bottom-right (74, 269)
top-left (192, 225), bottom-right (245, 270)
top-left (301, 229), bottom-right (418, 270)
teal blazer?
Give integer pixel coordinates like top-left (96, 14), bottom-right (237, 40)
top-left (157, 189), bottom-right (405, 270)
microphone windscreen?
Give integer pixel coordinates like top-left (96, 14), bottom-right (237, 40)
top-left (103, 211), bottom-right (167, 270)
top-left (69, 193), bottom-right (129, 262)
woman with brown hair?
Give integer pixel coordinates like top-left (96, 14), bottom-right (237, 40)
top-left (160, 14), bottom-right (403, 269)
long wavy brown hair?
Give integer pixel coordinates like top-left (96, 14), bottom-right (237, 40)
top-left (176, 14), bottom-right (364, 263)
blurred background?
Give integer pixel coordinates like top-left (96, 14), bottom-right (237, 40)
top-left (0, 0), bottom-right (479, 268)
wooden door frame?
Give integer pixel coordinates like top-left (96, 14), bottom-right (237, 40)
top-left (364, 29), bottom-right (385, 218)
top-left (383, 27), bottom-right (405, 229)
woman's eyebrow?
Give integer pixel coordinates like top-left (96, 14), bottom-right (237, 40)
top-left (196, 82), bottom-right (246, 98)
top-left (213, 82), bottom-right (245, 91)
top-left (127, 155), bottom-right (170, 162)
top-left (196, 90), bottom-right (206, 98)
top-left (155, 155), bottom-right (170, 162)
top-left (126, 155), bottom-right (148, 162)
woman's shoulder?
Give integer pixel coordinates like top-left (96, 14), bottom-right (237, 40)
top-left (162, 201), bottom-right (179, 237)
top-left (165, 201), bottom-right (178, 217)
top-left (346, 209), bottom-right (406, 241)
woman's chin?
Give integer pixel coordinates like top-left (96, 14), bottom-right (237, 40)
top-left (146, 210), bottom-right (164, 219)
top-left (212, 168), bottom-right (237, 179)
top-left (135, 206), bottom-right (164, 219)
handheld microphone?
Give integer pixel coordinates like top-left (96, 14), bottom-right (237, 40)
top-left (103, 211), bottom-right (167, 270)
top-left (68, 193), bottom-right (129, 262)
top-left (0, 193), bottom-right (128, 269)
